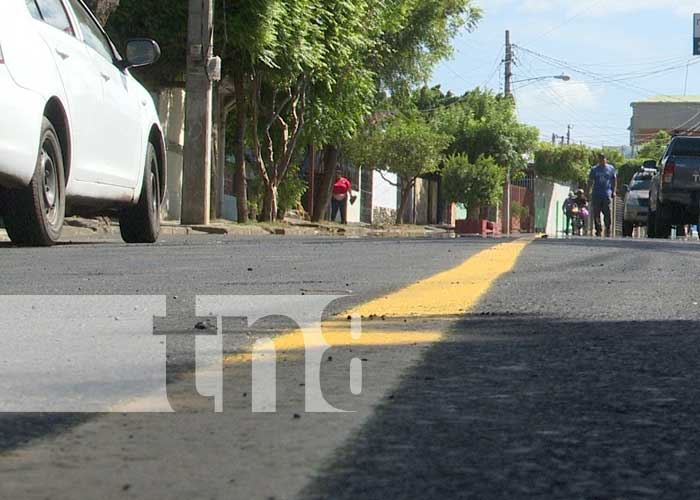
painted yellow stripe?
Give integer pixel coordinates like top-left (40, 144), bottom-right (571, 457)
top-left (223, 238), bottom-right (532, 364)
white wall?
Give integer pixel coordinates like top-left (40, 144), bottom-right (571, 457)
top-left (373, 170), bottom-right (397, 210)
top-left (155, 89), bottom-right (186, 221)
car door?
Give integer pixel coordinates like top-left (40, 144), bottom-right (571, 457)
top-left (32, 0), bottom-right (103, 187)
top-left (62, 0), bottom-right (143, 189)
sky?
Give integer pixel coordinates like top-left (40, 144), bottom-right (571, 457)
top-left (430, 0), bottom-right (700, 150)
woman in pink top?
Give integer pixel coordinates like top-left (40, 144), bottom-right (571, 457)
top-left (331, 169), bottom-right (353, 224)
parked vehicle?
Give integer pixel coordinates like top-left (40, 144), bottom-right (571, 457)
top-left (0, 0), bottom-right (166, 246)
top-left (622, 168), bottom-right (654, 237)
top-left (648, 136), bottom-right (700, 239)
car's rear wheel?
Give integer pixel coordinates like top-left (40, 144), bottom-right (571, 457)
top-left (119, 143), bottom-right (161, 244)
top-left (654, 203), bottom-right (672, 239)
top-left (4, 117), bottom-right (65, 246)
top-left (622, 221), bottom-right (634, 237)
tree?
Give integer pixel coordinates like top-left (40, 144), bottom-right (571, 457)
top-left (638, 130), bottom-right (672, 162)
top-left (533, 143), bottom-right (591, 184)
top-left (431, 88), bottom-right (539, 175)
top-left (84, 0), bottom-right (119, 25)
top-left (442, 154), bottom-right (505, 219)
top-left (348, 114), bottom-right (451, 224)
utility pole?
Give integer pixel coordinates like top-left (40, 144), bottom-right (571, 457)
top-left (552, 133), bottom-right (557, 145)
top-left (181, 0), bottom-right (214, 225)
top-left (504, 30), bottom-right (513, 98)
top-left (504, 30), bottom-right (512, 236)
top-left (567, 124), bottom-right (572, 145)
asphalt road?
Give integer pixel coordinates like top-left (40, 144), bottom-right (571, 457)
top-left (3, 234), bottom-right (700, 499)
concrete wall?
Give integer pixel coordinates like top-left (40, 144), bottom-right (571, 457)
top-left (372, 170), bottom-right (398, 225)
top-left (155, 88), bottom-right (186, 221)
top-left (534, 178), bottom-right (574, 236)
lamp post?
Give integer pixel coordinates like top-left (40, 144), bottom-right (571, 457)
top-left (502, 31), bottom-right (571, 237)
top-left (511, 74), bottom-right (571, 85)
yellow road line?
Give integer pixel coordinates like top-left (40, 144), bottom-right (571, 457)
top-left (223, 238), bottom-right (532, 364)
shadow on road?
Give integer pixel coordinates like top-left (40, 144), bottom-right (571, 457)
top-left (300, 315), bottom-right (700, 500)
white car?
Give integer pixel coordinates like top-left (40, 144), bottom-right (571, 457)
top-left (0, 0), bottom-right (166, 246)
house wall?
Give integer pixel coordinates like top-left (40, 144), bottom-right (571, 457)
top-left (630, 101), bottom-right (700, 146)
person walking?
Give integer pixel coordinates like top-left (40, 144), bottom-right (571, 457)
top-left (331, 169), bottom-right (353, 224)
top-left (587, 153), bottom-right (617, 237)
top-left (563, 192), bottom-right (575, 236)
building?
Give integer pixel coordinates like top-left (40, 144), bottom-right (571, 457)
top-left (629, 96), bottom-right (700, 149)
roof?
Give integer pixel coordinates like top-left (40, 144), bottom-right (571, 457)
top-left (632, 96), bottom-right (700, 105)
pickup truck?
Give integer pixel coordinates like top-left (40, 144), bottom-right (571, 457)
top-left (648, 136), bottom-right (700, 238)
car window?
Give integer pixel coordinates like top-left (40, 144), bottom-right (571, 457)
top-left (25, 0), bottom-right (43, 20)
top-left (63, 0), bottom-right (114, 62)
top-left (630, 180), bottom-right (650, 191)
top-left (671, 139), bottom-right (700, 156)
top-left (34, 0), bottom-right (74, 34)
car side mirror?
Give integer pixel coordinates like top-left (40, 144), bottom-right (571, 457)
top-left (121, 39), bottom-right (161, 69)
top-left (621, 185), bottom-right (629, 195)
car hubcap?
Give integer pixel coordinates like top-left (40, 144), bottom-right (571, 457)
top-left (150, 165), bottom-right (158, 216)
top-left (41, 145), bottom-right (58, 225)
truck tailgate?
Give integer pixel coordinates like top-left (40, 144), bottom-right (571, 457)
top-left (671, 156), bottom-right (700, 190)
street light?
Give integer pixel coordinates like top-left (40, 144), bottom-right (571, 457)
top-left (511, 74), bottom-right (571, 84)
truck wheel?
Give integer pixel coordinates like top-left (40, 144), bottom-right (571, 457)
top-left (654, 204), bottom-right (672, 239)
top-left (4, 117), bottom-right (65, 246)
top-left (622, 221), bottom-right (634, 237)
top-left (119, 143), bottom-right (161, 244)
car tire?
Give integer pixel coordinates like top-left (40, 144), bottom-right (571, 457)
top-left (654, 203), bottom-right (672, 239)
top-left (622, 221), bottom-right (634, 237)
top-left (4, 117), bottom-right (65, 247)
top-left (119, 143), bottom-right (161, 244)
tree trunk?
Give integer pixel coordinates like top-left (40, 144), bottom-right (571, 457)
top-left (312, 145), bottom-right (339, 222)
top-left (233, 73), bottom-right (249, 223)
top-left (84, 0), bottom-right (119, 25)
top-left (261, 183), bottom-right (278, 223)
top-left (396, 178), bottom-right (414, 225)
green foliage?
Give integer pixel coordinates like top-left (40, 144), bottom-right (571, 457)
top-left (637, 130), bottom-right (672, 162)
top-left (441, 154), bottom-right (505, 213)
top-left (511, 201), bottom-right (529, 219)
top-left (616, 158), bottom-right (645, 188)
top-left (105, 1), bottom-right (188, 88)
top-left (277, 164), bottom-right (309, 213)
top-left (430, 88), bottom-right (539, 173)
top-left (249, 164), bottom-right (308, 215)
top-left (534, 143), bottom-right (591, 183)
top-left (588, 147), bottom-right (624, 168)
top-left (347, 114), bottom-right (451, 180)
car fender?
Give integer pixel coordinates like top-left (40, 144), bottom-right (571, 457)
top-left (131, 84), bottom-right (166, 206)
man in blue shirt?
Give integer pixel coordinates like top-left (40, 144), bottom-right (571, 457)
top-left (587, 153), bottom-right (617, 237)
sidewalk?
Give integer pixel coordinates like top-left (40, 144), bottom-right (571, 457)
top-left (0, 217), bottom-right (455, 242)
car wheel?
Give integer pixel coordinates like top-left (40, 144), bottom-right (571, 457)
top-left (654, 203), bottom-right (672, 239)
top-left (622, 221), bottom-right (634, 237)
top-left (119, 143), bottom-right (161, 244)
top-left (4, 117), bottom-right (65, 246)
